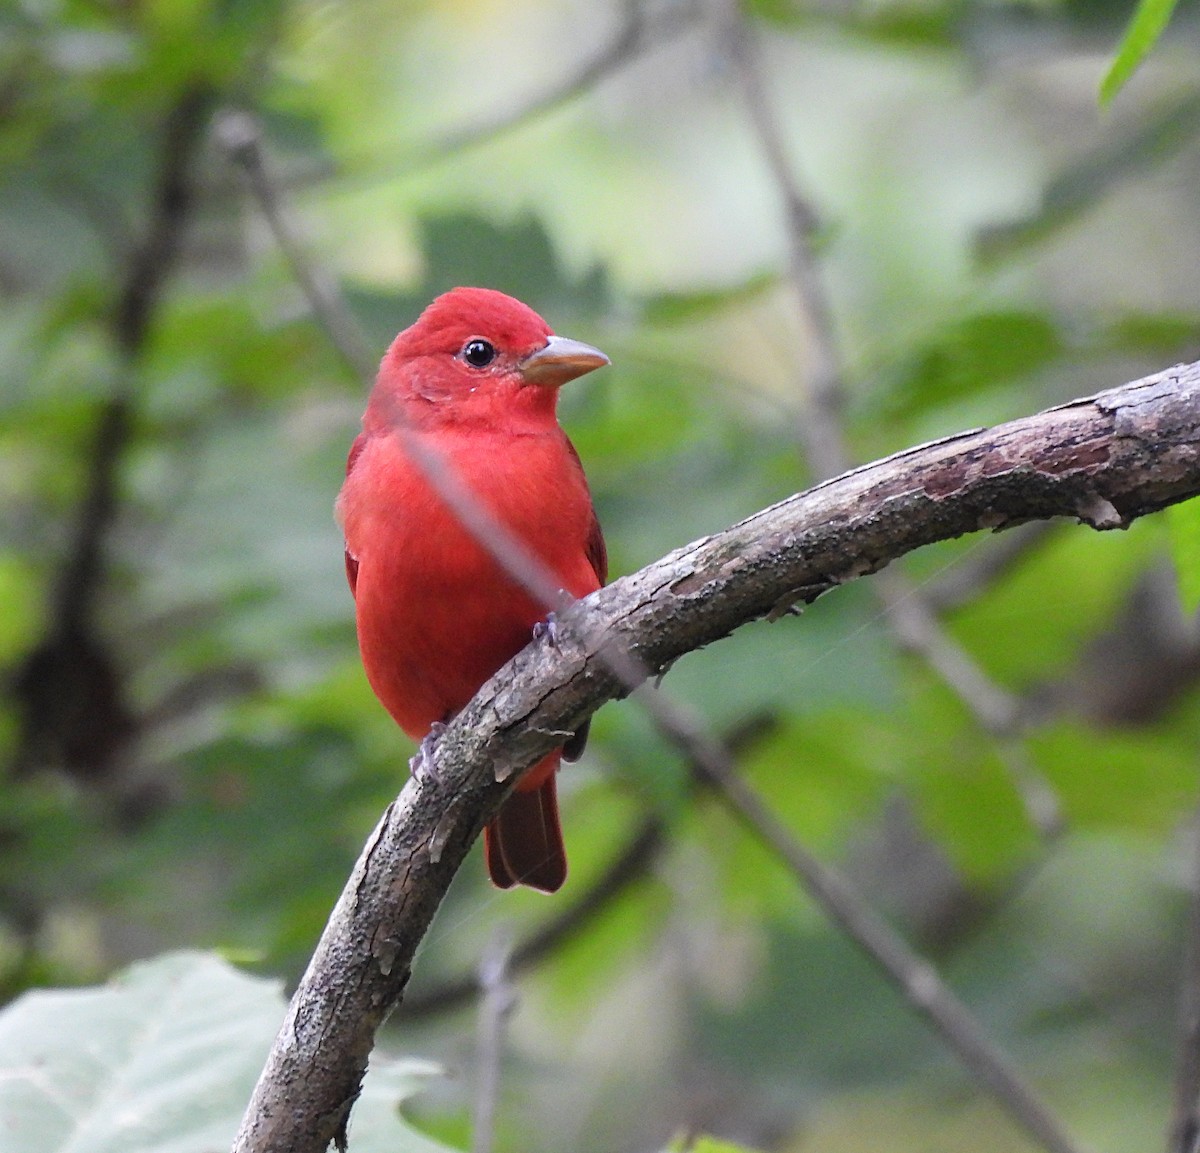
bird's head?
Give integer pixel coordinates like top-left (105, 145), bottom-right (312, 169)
top-left (366, 287), bottom-right (608, 432)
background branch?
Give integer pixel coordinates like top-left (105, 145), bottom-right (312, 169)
top-left (472, 933), bottom-right (514, 1153)
top-left (217, 111), bottom-right (377, 382)
top-left (329, 1), bottom-right (701, 190)
top-left (1172, 811), bottom-right (1200, 1153)
top-left (725, 2), bottom-right (1066, 836)
top-left (10, 86), bottom-right (212, 783)
top-left (233, 361), bottom-right (1200, 1152)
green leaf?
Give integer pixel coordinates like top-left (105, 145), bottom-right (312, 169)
top-left (876, 309), bottom-right (1063, 424)
top-left (1100, 0), bottom-right (1179, 106)
top-left (0, 952), bottom-right (280, 1153)
top-left (1168, 498), bottom-right (1200, 612)
top-left (665, 1135), bottom-right (766, 1153)
top-left (742, 0), bottom-right (959, 48)
top-left (662, 600), bottom-right (899, 734)
top-left (347, 1055), bottom-right (458, 1153)
top-left (0, 556), bottom-right (42, 666)
top-left (1103, 309), bottom-right (1200, 356)
top-left (0, 951), bottom-right (451, 1153)
top-left (903, 680), bottom-right (1036, 880)
top-left (1029, 721), bottom-right (1198, 832)
top-left (948, 521), bottom-right (1158, 686)
top-left (346, 212), bottom-right (612, 350)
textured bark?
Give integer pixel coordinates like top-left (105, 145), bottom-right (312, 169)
top-left (233, 363), bottom-right (1200, 1153)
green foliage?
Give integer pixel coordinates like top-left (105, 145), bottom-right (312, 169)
top-left (666, 1135), bottom-right (765, 1153)
top-left (871, 309), bottom-right (1064, 426)
top-left (1168, 498), bottom-right (1200, 612)
top-left (3, 0), bottom-right (1200, 1149)
top-left (347, 213), bottom-right (611, 350)
top-left (1101, 0), bottom-right (1181, 105)
top-left (1031, 720), bottom-right (1199, 829)
top-left (947, 523), bottom-right (1158, 685)
top-left (903, 681), bottom-right (1037, 881)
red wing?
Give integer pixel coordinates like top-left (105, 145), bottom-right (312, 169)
top-left (584, 509), bottom-right (607, 588)
top-left (565, 436), bottom-right (607, 587)
top-left (343, 434), bottom-right (367, 597)
top-left (562, 435), bottom-right (606, 765)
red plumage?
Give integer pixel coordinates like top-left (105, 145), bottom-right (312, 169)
top-left (337, 287), bottom-right (608, 892)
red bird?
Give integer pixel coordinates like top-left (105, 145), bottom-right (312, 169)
top-left (337, 288), bottom-right (609, 892)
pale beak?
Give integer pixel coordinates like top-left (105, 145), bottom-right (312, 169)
top-left (518, 334), bottom-right (610, 387)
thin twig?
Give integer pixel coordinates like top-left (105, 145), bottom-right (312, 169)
top-left (922, 521), bottom-right (1059, 612)
top-left (878, 569), bottom-right (1024, 735)
top-left (401, 717), bottom-right (780, 1020)
top-left (472, 931), bottom-right (515, 1153)
top-left (1171, 812), bottom-right (1200, 1153)
top-left (216, 111), bottom-right (378, 383)
top-left (312, 1), bottom-right (700, 192)
top-left (880, 572), bottom-right (1063, 839)
top-left (722, 2), bottom-right (844, 476)
top-left (724, 3), bottom-right (1084, 1142)
top-left (401, 715), bottom-right (779, 1020)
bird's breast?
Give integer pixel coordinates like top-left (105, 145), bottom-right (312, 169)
top-left (339, 426), bottom-right (599, 738)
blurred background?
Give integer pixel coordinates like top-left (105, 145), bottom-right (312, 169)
top-left (3, 0), bottom-right (1200, 1150)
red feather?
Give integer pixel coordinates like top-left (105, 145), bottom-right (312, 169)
top-left (337, 288), bottom-right (609, 892)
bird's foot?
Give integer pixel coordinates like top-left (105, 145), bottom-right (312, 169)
top-left (533, 610), bottom-right (560, 648)
top-left (410, 721), bottom-right (448, 785)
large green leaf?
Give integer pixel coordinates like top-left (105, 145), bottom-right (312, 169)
top-left (1028, 721), bottom-right (1199, 832)
top-left (0, 951), bottom-right (451, 1153)
top-left (900, 677), bottom-right (1037, 881)
top-left (870, 309), bottom-right (1064, 426)
top-left (346, 212), bottom-right (611, 350)
top-left (947, 521), bottom-right (1160, 686)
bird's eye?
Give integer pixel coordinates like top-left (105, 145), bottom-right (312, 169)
top-left (462, 339), bottom-right (496, 368)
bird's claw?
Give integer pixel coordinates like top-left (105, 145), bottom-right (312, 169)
top-left (533, 610), bottom-right (560, 648)
top-left (410, 721), bottom-right (448, 785)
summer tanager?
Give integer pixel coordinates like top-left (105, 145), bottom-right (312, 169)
top-left (337, 287), bottom-right (609, 893)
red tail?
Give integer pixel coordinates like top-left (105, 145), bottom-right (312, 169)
top-left (484, 767), bottom-right (567, 893)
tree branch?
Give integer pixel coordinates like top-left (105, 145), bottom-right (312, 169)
top-left (471, 932), bottom-right (514, 1153)
top-left (216, 111), bottom-right (378, 383)
top-left (1171, 810), bottom-right (1200, 1153)
top-left (233, 361), bottom-right (1200, 1153)
top-left (10, 86), bottom-right (212, 783)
